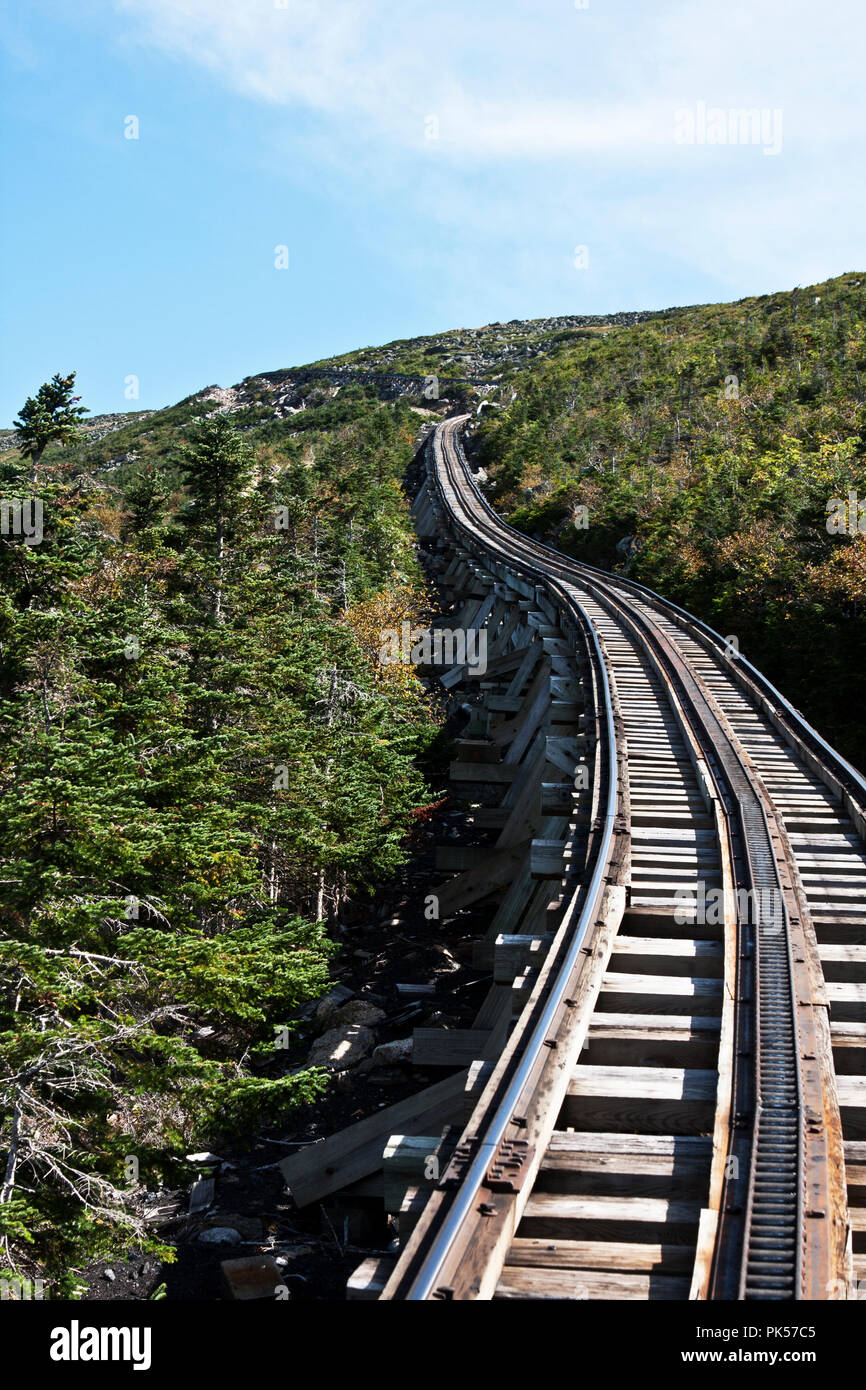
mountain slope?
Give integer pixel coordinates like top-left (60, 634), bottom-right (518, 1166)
top-left (468, 270), bottom-right (866, 760)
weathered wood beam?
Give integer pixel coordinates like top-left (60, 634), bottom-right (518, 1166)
top-left (434, 838), bottom-right (532, 916)
top-left (279, 1071), bottom-right (468, 1207)
top-left (412, 1028), bottom-right (494, 1067)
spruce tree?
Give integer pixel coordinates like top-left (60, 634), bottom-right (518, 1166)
top-left (13, 373), bottom-right (88, 484)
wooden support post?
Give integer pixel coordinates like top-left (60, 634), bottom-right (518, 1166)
top-left (493, 933), bottom-right (549, 983)
top-left (347, 1255), bottom-right (396, 1301)
top-left (434, 838), bottom-right (532, 917)
top-left (412, 1028), bottom-right (494, 1067)
top-left (464, 1059), bottom-right (495, 1121)
top-left (279, 1071), bottom-right (468, 1207)
top-left (383, 1133), bottom-right (455, 1214)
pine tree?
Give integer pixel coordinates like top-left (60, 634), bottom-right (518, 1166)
top-left (176, 415), bottom-right (254, 621)
top-left (13, 373), bottom-right (88, 484)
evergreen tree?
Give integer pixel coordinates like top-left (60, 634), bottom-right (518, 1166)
top-left (176, 414), bottom-right (254, 621)
top-left (0, 374), bottom-right (440, 1287)
top-left (13, 373), bottom-right (88, 484)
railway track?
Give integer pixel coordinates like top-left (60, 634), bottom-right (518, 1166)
top-left (372, 414), bottom-right (865, 1301)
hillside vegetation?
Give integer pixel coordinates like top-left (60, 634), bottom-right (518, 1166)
top-left (0, 382), bottom-right (440, 1287)
top-left (1, 270), bottom-right (863, 1289)
top-left (471, 272), bottom-right (866, 761)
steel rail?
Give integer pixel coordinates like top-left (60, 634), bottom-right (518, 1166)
top-left (447, 419), bottom-right (866, 812)
top-left (405, 414), bottom-right (846, 1300)
top-left (401, 423), bottom-right (620, 1300)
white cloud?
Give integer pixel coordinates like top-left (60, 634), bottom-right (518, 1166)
top-left (113, 0), bottom-right (866, 164)
top-left (107, 0), bottom-right (865, 312)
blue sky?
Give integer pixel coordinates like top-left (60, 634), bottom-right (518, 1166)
top-left (1, 0), bottom-right (864, 422)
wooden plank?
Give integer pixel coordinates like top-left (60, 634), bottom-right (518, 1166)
top-left (586, 1011), bottom-right (721, 1069)
top-left (492, 742), bottom-right (546, 849)
top-left (398, 1186), bottom-right (428, 1241)
top-left (279, 1070), bottom-right (467, 1207)
top-left (504, 640), bottom-right (543, 698)
top-left (596, 972), bottom-right (723, 1016)
top-left (536, 1134), bottom-right (712, 1198)
top-left (545, 1131), bottom-right (713, 1157)
top-left (347, 1255), bottom-right (396, 1300)
top-left (838, 1076), bottom-right (866, 1138)
top-left (511, 969), bottom-right (536, 1018)
top-left (412, 1028), bottom-right (492, 1067)
top-left (449, 760), bottom-right (517, 784)
top-left (485, 694), bottom-right (524, 714)
top-left (494, 1267), bottom-right (690, 1299)
top-left (831, 1020), bottom-right (866, 1074)
top-left (472, 983), bottom-right (513, 1031)
top-left (463, 1059), bottom-right (495, 1121)
top-left (462, 646), bottom-right (527, 679)
top-left (541, 782), bottom-right (580, 814)
top-left (550, 701), bottom-right (584, 722)
top-left (434, 838), bottom-right (532, 917)
top-left (517, 1192), bottom-right (702, 1243)
top-left (545, 735), bottom-right (586, 778)
top-left (453, 738), bottom-right (501, 764)
top-left (383, 1133), bottom-right (455, 1213)
top-left (825, 981), bottom-right (866, 1022)
top-left (493, 933), bottom-right (549, 983)
top-left (506, 1236), bottom-right (693, 1273)
top-left (503, 661), bottom-right (553, 765)
top-left (483, 873), bottom-right (557, 940)
top-left (530, 835), bottom-right (586, 878)
top-left (818, 944), bottom-right (866, 983)
top-left (609, 937), bottom-right (724, 979)
top-left (491, 659), bottom-right (550, 748)
top-left (561, 1065), bottom-right (717, 1134)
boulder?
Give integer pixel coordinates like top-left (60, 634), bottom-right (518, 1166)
top-left (205, 1214), bottom-right (263, 1241)
top-left (371, 1037), bottom-right (413, 1067)
top-left (198, 1227), bottom-right (241, 1246)
top-left (314, 984), bottom-right (355, 1025)
top-left (329, 1000), bottom-right (386, 1029)
top-left (306, 1023), bottom-right (375, 1070)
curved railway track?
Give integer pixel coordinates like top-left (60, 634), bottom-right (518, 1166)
top-left (377, 414), bottom-right (866, 1302)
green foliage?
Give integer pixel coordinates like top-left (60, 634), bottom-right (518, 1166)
top-left (476, 272), bottom-right (866, 760)
top-left (0, 377), bottom-right (440, 1283)
top-left (13, 373), bottom-right (88, 472)
top-left (177, 414), bottom-right (255, 542)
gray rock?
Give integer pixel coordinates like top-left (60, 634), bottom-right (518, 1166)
top-left (189, 1176), bottom-right (215, 1214)
top-left (328, 1000), bottom-right (386, 1028)
top-left (103, 1268), bottom-right (116, 1282)
top-left (313, 984), bottom-right (356, 1025)
top-left (208, 1214), bottom-right (263, 1240)
top-left (306, 1023), bottom-right (375, 1070)
top-left (197, 1227), bottom-right (241, 1246)
top-left (371, 1037), bottom-right (413, 1067)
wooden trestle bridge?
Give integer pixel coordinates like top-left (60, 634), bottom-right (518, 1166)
top-left (281, 416), bottom-right (866, 1301)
